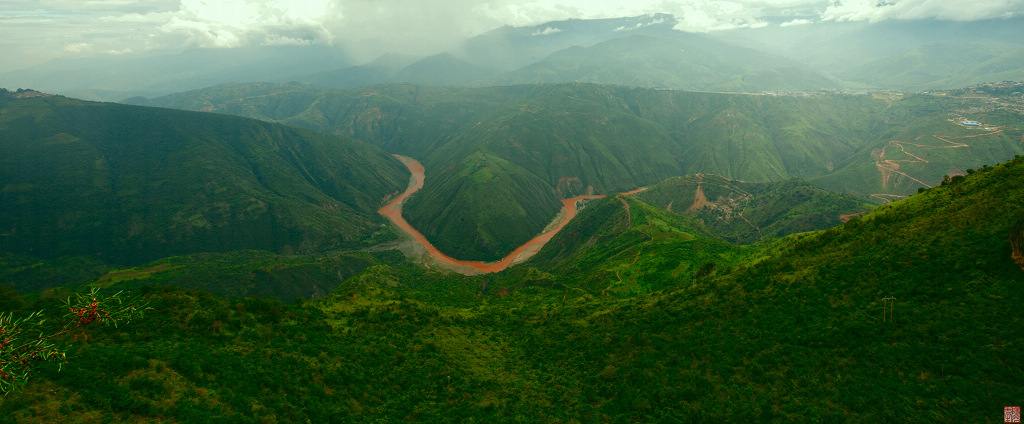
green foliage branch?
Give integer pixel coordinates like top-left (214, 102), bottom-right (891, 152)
top-left (0, 288), bottom-right (145, 395)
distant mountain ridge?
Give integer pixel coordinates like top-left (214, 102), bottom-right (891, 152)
top-left (477, 34), bottom-right (841, 92)
top-left (456, 13), bottom-right (681, 72)
top-left (295, 15), bottom-right (841, 92)
top-left (0, 45), bottom-right (354, 101)
top-left (4, 15), bottom-right (1021, 101)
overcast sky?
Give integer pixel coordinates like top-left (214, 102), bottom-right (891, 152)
top-left (1, 0), bottom-right (1022, 72)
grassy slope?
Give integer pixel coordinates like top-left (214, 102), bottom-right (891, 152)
top-left (0, 94), bottom-right (408, 267)
top-left (1, 156), bottom-right (1021, 422)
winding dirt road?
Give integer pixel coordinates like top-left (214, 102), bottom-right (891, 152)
top-left (871, 128), bottom-right (1003, 203)
top-left (378, 155), bottom-right (608, 273)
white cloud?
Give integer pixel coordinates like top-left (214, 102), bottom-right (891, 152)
top-left (83, 0), bottom-right (145, 6)
top-left (159, 16), bottom-right (242, 47)
top-left (613, 15), bottom-right (668, 31)
top-left (178, 0), bottom-right (259, 29)
top-left (668, 0), bottom-right (772, 32)
top-left (821, 0), bottom-right (1024, 22)
top-left (532, 26), bottom-right (563, 35)
top-left (780, 18), bottom-right (813, 27)
top-left (129, 0), bottom-right (341, 50)
top-left (262, 34), bottom-right (314, 46)
top-left (63, 43), bottom-right (93, 53)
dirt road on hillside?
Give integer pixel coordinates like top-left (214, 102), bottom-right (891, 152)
top-left (872, 129), bottom-right (1002, 201)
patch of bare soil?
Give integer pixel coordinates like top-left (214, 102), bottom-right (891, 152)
top-left (1012, 219), bottom-right (1024, 272)
top-left (840, 211), bottom-right (869, 223)
top-left (687, 179), bottom-right (708, 213)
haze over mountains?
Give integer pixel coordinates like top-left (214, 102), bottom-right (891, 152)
top-left (3, 14), bottom-right (1024, 101)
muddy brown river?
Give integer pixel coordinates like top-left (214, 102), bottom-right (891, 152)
top-left (378, 155), bottom-right (621, 273)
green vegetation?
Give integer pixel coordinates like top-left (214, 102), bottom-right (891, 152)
top-left (404, 150), bottom-right (562, 261)
top-left (527, 195), bottom-right (748, 294)
top-left (1, 288), bottom-right (145, 395)
top-left (635, 174), bottom-right (876, 243)
top-left (91, 250), bottom-right (387, 302)
top-left (0, 94), bottom-right (408, 265)
top-left (128, 82), bottom-right (1024, 260)
top-left (0, 155), bottom-right (1020, 422)
top-left (2, 85), bottom-right (1021, 421)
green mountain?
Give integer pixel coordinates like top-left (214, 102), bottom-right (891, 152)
top-left (2, 152), bottom-right (1020, 423)
top-left (403, 150), bottom-right (562, 260)
top-left (0, 89), bottom-right (408, 268)
top-left (634, 175), bottom-right (876, 243)
top-left (126, 82), bottom-right (1024, 260)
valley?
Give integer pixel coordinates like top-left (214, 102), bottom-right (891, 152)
top-left (380, 155), bottom-right (639, 274)
top-left (1, 7), bottom-right (1023, 422)
top-left (2, 149), bottom-right (1018, 422)
top-left (126, 82), bottom-right (1024, 259)
top-left (1, 82), bottom-right (1023, 424)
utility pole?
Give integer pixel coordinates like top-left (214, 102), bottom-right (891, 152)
top-left (881, 297), bottom-right (896, 325)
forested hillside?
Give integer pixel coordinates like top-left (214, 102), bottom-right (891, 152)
top-left (1, 151), bottom-right (1020, 423)
top-left (2, 7), bottom-right (1022, 422)
top-left (0, 91), bottom-right (408, 268)
top-left (128, 82), bottom-right (1024, 260)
